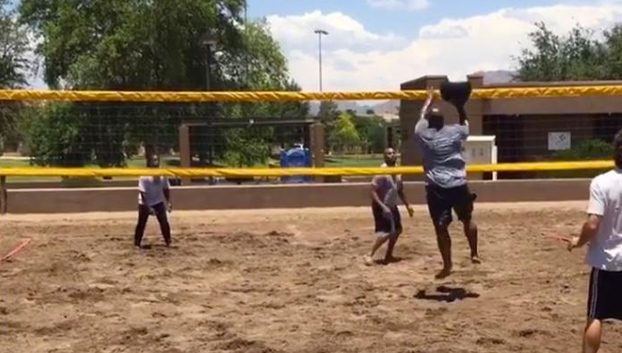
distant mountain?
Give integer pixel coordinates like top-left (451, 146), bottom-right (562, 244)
top-left (371, 100), bottom-right (399, 115)
top-left (309, 101), bottom-right (375, 116)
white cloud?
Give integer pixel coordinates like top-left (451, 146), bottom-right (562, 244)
top-left (267, 11), bottom-right (406, 54)
top-left (367, 0), bottom-right (430, 11)
top-left (267, 3), bottom-right (622, 93)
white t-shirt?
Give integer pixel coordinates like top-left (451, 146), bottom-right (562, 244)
top-left (138, 176), bottom-right (170, 207)
top-left (586, 169), bottom-right (622, 271)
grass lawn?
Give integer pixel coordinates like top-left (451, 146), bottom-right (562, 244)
top-left (324, 154), bottom-right (384, 167)
top-left (0, 157), bottom-right (164, 184)
top-left (1, 154), bottom-right (385, 185)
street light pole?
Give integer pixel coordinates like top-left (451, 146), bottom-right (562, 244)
top-left (205, 44), bottom-right (212, 91)
top-left (200, 32), bottom-right (218, 175)
top-left (314, 29), bottom-right (328, 92)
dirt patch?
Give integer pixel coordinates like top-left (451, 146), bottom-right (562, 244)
top-left (1, 203), bottom-right (621, 352)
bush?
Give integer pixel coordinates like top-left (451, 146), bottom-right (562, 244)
top-left (546, 139), bottom-right (613, 178)
top-left (551, 139), bottom-right (613, 161)
top-left (21, 103), bottom-right (92, 167)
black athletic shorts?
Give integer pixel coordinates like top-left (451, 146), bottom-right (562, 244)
top-left (587, 268), bottom-right (622, 321)
top-left (372, 202), bottom-right (402, 235)
top-left (425, 184), bottom-right (476, 227)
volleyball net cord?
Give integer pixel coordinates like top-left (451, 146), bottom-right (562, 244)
top-left (0, 161), bottom-right (615, 177)
top-left (0, 85), bottom-right (620, 177)
top-left (2, 85), bottom-right (622, 102)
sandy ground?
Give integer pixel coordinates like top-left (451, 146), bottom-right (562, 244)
top-left (1, 202), bottom-right (621, 353)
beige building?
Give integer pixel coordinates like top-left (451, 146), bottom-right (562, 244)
top-left (399, 75), bottom-right (622, 179)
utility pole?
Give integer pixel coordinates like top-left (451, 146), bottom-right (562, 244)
top-left (313, 29), bottom-right (328, 91)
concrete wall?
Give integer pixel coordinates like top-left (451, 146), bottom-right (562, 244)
top-left (3, 179), bottom-right (591, 214)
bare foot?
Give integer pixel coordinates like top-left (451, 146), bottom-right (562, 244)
top-left (471, 255), bottom-right (482, 264)
top-left (363, 255), bottom-right (375, 266)
top-left (435, 267), bottom-right (452, 279)
top-left (383, 256), bottom-right (402, 264)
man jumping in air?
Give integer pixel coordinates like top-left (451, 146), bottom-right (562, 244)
top-left (364, 147), bottom-right (414, 265)
top-left (415, 87), bottom-right (480, 279)
top-left (566, 128), bottom-right (622, 353)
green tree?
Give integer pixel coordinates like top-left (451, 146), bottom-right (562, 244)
top-left (603, 25), bottom-right (622, 79)
top-left (0, 0), bottom-right (29, 88)
top-left (513, 22), bottom-right (622, 162)
top-left (214, 20), bottom-right (308, 167)
top-left (317, 100), bottom-right (339, 152)
top-left (0, 0), bottom-right (31, 154)
top-left (18, 1), bottom-right (304, 167)
top-left (514, 22), bottom-right (609, 81)
top-left (19, 0), bottom-right (247, 90)
top-left (19, 0), bottom-right (247, 166)
top-left (329, 111), bottom-right (360, 153)
top-left (354, 114), bottom-right (386, 153)
top-left (21, 102), bottom-right (92, 166)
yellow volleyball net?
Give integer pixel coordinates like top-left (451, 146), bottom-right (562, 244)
top-left (0, 85), bottom-right (620, 180)
top-left (3, 85), bottom-right (622, 102)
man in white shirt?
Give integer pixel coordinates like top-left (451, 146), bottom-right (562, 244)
top-left (567, 128), bottom-right (622, 353)
top-left (134, 154), bottom-right (172, 248)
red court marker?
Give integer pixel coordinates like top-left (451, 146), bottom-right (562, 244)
top-left (1, 239), bottom-right (32, 263)
top-left (543, 233), bottom-right (572, 242)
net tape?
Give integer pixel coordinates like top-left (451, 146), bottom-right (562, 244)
top-left (1, 85), bottom-right (622, 102)
top-left (0, 160), bottom-right (614, 177)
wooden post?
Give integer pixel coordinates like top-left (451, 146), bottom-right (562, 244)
top-left (310, 122), bottom-right (325, 183)
top-left (179, 124), bottom-right (191, 185)
top-left (0, 176), bottom-right (7, 215)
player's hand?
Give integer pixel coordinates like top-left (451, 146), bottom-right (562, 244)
top-left (167, 203), bottom-right (172, 213)
top-left (565, 236), bottom-right (579, 252)
top-left (406, 205), bottom-right (414, 218)
top-left (427, 86), bottom-right (435, 98)
top-left (382, 206), bottom-right (392, 216)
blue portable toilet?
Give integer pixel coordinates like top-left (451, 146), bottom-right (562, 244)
top-left (280, 146), bottom-right (312, 183)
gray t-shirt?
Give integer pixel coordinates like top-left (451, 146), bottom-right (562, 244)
top-left (371, 164), bottom-right (402, 208)
top-left (414, 112), bottom-right (469, 189)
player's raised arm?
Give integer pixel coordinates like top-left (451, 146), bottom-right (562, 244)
top-left (415, 86), bottom-right (435, 133)
top-left (458, 105), bottom-right (468, 126)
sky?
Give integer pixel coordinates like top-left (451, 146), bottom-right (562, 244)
top-left (247, 0), bottom-right (622, 92)
top-left (21, 0), bottom-right (622, 92)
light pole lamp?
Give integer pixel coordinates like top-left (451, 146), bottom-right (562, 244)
top-left (314, 29), bottom-right (328, 92)
top-left (199, 31), bottom-right (218, 172)
top-left (200, 32), bottom-right (218, 91)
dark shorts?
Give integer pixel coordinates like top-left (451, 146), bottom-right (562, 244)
top-left (425, 184), bottom-right (476, 227)
top-left (141, 202), bottom-right (167, 216)
top-left (587, 268), bottom-right (622, 321)
top-left (372, 202), bottom-right (402, 236)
